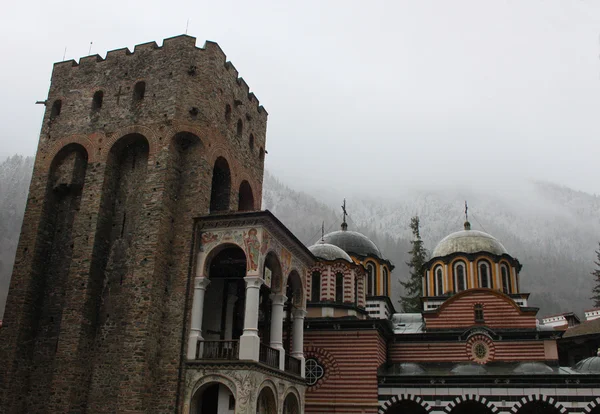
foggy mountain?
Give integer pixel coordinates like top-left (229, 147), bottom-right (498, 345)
top-left (263, 172), bottom-right (599, 317)
top-left (0, 157), bottom-right (597, 319)
top-left (0, 155), bottom-right (34, 317)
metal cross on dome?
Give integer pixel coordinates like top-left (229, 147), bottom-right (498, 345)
top-left (341, 199), bottom-right (348, 230)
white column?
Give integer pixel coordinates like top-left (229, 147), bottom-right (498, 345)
top-left (494, 263), bottom-right (501, 291)
top-left (270, 293), bottom-right (287, 370)
top-left (239, 276), bottom-right (264, 361)
top-left (444, 264), bottom-right (449, 293)
top-left (186, 277), bottom-right (210, 360)
top-left (291, 308), bottom-right (307, 378)
top-left (469, 262), bottom-right (475, 288)
top-left (224, 284), bottom-right (238, 341)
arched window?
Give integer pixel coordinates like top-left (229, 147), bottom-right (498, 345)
top-left (383, 267), bottom-right (389, 296)
top-left (366, 263), bottom-right (375, 297)
top-left (209, 157), bottom-right (231, 213)
top-left (474, 304), bottom-right (484, 322)
top-left (237, 180), bottom-right (254, 211)
top-left (336, 272), bottom-right (344, 303)
top-left (236, 119), bottom-right (243, 137)
top-left (225, 104), bottom-right (231, 121)
top-left (478, 261), bottom-right (491, 288)
top-left (454, 261), bottom-right (467, 292)
top-left (311, 271), bottom-right (321, 302)
top-left (133, 81), bottom-right (145, 101)
top-left (92, 91), bottom-right (103, 111)
top-left (354, 276), bottom-right (359, 305)
top-left (50, 99), bottom-right (62, 118)
top-left (435, 266), bottom-right (444, 296)
top-left (501, 265), bottom-right (511, 294)
top-left (249, 133), bottom-right (255, 151)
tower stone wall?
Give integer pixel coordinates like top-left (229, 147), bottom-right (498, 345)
top-left (0, 35), bottom-right (267, 413)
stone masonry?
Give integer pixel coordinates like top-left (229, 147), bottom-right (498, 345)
top-left (0, 35), bottom-right (267, 413)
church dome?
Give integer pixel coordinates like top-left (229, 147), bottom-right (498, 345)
top-left (322, 230), bottom-right (382, 259)
top-left (432, 225), bottom-right (508, 258)
top-left (309, 241), bottom-right (353, 263)
top-left (574, 357), bottom-right (600, 373)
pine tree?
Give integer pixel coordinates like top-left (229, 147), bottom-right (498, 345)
top-left (400, 216), bottom-right (428, 312)
top-left (591, 242), bottom-right (600, 308)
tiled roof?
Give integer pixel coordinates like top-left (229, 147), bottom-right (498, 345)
top-left (563, 317), bottom-right (600, 338)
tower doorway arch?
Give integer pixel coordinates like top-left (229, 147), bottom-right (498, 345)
top-left (190, 381), bottom-right (235, 414)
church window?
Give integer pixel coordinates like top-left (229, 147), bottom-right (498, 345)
top-left (305, 358), bottom-right (325, 386)
top-left (336, 273), bottom-right (344, 303)
top-left (383, 267), bottom-right (389, 296)
top-left (478, 261), bottom-right (491, 288)
top-left (311, 271), bottom-right (321, 302)
top-left (50, 99), bottom-right (62, 118)
top-left (474, 304), bottom-right (485, 322)
top-left (366, 263), bottom-right (375, 296)
top-left (237, 119), bottom-right (243, 137)
top-left (501, 265), bottom-right (511, 294)
top-left (133, 81), bottom-right (146, 101)
top-left (92, 91), bottom-right (103, 111)
top-left (354, 276), bottom-right (359, 305)
top-left (454, 262), bottom-right (467, 292)
top-left (435, 266), bottom-right (444, 296)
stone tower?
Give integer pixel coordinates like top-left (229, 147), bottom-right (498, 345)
top-left (0, 35), bottom-right (268, 413)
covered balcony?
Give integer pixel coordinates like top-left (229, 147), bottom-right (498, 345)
top-left (184, 211), bottom-right (314, 414)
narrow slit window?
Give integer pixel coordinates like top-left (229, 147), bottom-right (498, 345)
top-left (92, 90), bottom-right (103, 111)
top-left (366, 263), bottom-right (375, 296)
top-left (336, 273), bottom-right (344, 303)
top-left (474, 304), bottom-right (484, 322)
top-left (455, 262), bottom-right (466, 292)
top-left (133, 81), bottom-right (146, 102)
top-left (249, 134), bottom-right (255, 151)
top-left (50, 100), bottom-right (62, 118)
top-left (237, 119), bottom-right (243, 137)
top-left (225, 104), bottom-right (232, 121)
top-left (479, 262), bottom-right (491, 288)
top-left (501, 265), bottom-right (511, 294)
top-left (311, 271), bottom-right (321, 302)
top-left (383, 267), bottom-right (389, 296)
top-left (435, 266), bottom-right (444, 296)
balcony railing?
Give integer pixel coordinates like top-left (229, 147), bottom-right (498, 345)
top-left (196, 340), bottom-right (239, 360)
top-left (259, 343), bottom-right (280, 369)
top-left (285, 353), bottom-right (301, 376)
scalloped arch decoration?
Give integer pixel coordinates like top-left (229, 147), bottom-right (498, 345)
top-left (445, 394), bottom-right (498, 413)
top-left (510, 395), bottom-right (566, 414)
top-left (379, 394), bottom-right (432, 413)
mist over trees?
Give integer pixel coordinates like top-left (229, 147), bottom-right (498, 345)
top-left (0, 155), bottom-right (34, 316)
top-left (0, 159), bottom-right (598, 318)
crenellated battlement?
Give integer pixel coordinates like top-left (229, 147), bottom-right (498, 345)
top-left (52, 35), bottom-right (267, 115)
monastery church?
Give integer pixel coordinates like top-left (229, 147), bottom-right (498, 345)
top-left (1, 35), bottom-right (600, 414)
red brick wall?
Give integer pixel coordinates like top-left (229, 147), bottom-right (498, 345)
top-left (425, 290), bottom-right (537, 330)
top-left (304, 329), bottom-right (386, 413)
top-left (389, 340), bottom-right (546, 362)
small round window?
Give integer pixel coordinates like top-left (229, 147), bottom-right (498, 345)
top-left (305, 358), bottom-right (324, 386)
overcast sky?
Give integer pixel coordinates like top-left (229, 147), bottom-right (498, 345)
top-left (2, 0), bottom-right (600, 196)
